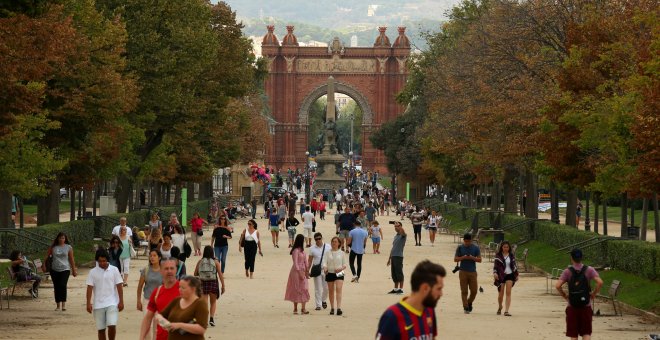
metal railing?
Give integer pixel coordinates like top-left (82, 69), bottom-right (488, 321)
top-left (0, 228), bottom-right (52, 258)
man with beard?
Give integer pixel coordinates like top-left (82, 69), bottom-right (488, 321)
top-left (139, 258), bottom-right (180, 340)
top-left (375, 260), bottom-right (446, 340)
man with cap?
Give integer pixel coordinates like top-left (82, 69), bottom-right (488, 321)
top-left (555, 249), bottom-right (603, 340)
top-left (453, 233), bottom-right (481, 314)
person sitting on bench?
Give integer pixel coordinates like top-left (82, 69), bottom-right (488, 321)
top-left (9, 250), bottom-right (41, 298)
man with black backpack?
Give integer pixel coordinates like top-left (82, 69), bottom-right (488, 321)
top-left (555, 248), bottom-right (603, 340)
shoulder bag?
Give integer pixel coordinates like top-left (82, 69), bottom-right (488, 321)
top-left (310, 244), bottom-right (325, 277)
top-left (44, 247), bottom-right (53, 273)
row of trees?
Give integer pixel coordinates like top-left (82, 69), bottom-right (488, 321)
top-left (0, 0), bottom-right (270, 226)
top-left (371, 0), bottom-right (659, 240)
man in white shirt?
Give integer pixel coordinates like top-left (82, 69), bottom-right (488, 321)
top-left (308, 232), bottom-right (331, 311)
top-left (335, 192), bottom-right (342, 213)
top-left (302, 206), bottom-right (315, 247)
top-left (86, 248), bottom-right (125, 340)
top-left (111, 217), bottom-right (133, 237)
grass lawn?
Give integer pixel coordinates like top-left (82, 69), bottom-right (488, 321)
top-left (547, 203), bottom-right (657, 229)
top-left (20, 200), bottom-right (76, 215)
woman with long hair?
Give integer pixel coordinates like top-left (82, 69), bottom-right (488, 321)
top-left (427, 210), bottom-right (439, 247)
top-left (107, 235), bottom-right (123, 273)
top-left (148, 213), bottom-right (162, 237)
top-left (9, 250), bottom-right (41, 297)
top-left (238, 219), bottom-right (263, 279)
top-left (322, 236), bottom-right (347, 316)
top-left (171, 225), bottom-right (186, 255)
top-left (194, 246), bottom-right (225, 327)
top-left (284, 234), bottom-right (310, 314)
top-left (119, 225), bottom-right (132, 286)
top-left (137, 249), bottom-right (162, 340)
top-left (211, 216), bottom-right (232, 273)
top-left (45, 232), bottom-right (77, 311)
top-left (148, 228), bottom-right (162, 251)
top-left (156, 276), bottom-right (209, 339)
top-left (160, 233), bottom-right (174, 260)
top-left (493, 241), bottom-right (519, 316)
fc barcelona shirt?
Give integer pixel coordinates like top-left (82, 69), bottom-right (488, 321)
top-left (376, 298), bottom-right (437, 340)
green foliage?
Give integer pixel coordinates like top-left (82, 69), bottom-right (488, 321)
top-left (307, 98), bottom-right (326, 154)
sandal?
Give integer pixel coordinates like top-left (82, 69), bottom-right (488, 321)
top-left (504, 312), bottom-right (511, 316)
top-left (497, 307), bottom-right (502, 315)
top-left (293, 310), bottom-right (298, 315)
top-left (301, 310), bottom-right (309, 315)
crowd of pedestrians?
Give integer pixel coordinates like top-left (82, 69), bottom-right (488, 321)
top-left (7, 175), bottom-right (609, 339)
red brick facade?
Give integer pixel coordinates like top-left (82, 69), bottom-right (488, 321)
top-left (261, 25), bottom-right (411, 172)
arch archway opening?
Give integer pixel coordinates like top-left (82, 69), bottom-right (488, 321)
top-left (307, 94), bottom-right (363, 162)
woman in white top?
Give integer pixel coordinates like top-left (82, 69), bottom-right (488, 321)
top-left (493, 241), bottom-right (519, 316)
top-left (427, 210), bottom-right (439, 247)
top-left (238, 219), bottom-right (262, 279)
top-left (322, 236), bottom-right (347, 316)
top-left (171, 225), bottom-right (186, 254)
top-left (160, 233), bottom-right (174, 259)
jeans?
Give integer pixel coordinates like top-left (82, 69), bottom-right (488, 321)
top-left (214, 245), bottom-right (229, 273)
top-left (349, 251), bottom-right (363, 278)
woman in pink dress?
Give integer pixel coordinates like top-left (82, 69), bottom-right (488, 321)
top-left (285, 234), bottom-right (310, 314)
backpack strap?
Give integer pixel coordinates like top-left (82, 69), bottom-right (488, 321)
top-left (155, 285), bottom-right (163, 301)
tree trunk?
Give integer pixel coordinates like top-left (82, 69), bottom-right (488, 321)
top-left (640, 198), bottom-right (648, 241)
top-left (37, 181), bottom-right (60, 225)
top-left (519, 173), bottom-right (525, 216)
top-left (653, 193), bottom-right (659, 243)
top-left (565, 189), bottom-right (577, 227)
top-left (174, 184), bottom-right (182, 206)
top-left (198, 180), bottom-right (211, 200)
top-left (502, 167), bottom-right (518, 213)
top-left (70, 188), bottom-right (75, 221)
top-left (116, 174), bottom-right (132, 213)
top-left (0, 190), bottom-right (13, 228)
top-left (550, 182), bottom-right (560, 224)
top-left (491, 181), bottom-right (500, 211)
top-left (602, 199), bottom-right (608, 235)
top-left (594, 195), bottom-right (599, 234)
top-left (187, 182), bottom-right (196, 202)
top-left (524, 170), bottom-right (538, 219)
top-left (620, 192), bottom-right (628, 238)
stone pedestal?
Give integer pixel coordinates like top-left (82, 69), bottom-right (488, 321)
top-left (100, 196), bottom-right (116, 215)
top-left (314, 151), bottom-right (345, 191)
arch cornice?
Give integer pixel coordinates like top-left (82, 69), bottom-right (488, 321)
top-left (297, 81), bottom-right (373, 126)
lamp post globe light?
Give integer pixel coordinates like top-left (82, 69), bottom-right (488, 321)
top-left (305, 151), bottom-right (310, 203)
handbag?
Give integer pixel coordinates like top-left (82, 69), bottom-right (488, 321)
top-left (239, 231), bottom-right (245, 247)
top-left (196, 229), bottom-right (203, 236)
top-left (310, 243), bottom-right (325, 278)
top-left (129, 244), bottom-right (137, 258)
top-left (183, 241), bottom-right (192, 258)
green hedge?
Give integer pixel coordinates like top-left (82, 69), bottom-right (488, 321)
top-left (425, 198), bottom-right (660, 280)
top-left (1, 220), bottom-right (96, 256)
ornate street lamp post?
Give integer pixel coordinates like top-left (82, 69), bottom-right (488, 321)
top-left (305, 151), bottom-right (310, 203)
top-left (348, 151), bottom-right (354, 191)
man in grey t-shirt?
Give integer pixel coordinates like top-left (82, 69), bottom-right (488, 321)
top-left (387, 221), bottom-right (407, 294)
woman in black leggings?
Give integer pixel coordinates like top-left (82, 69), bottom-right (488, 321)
top-left (239, 219), bottom-right (262, 279)
top-left (45, 232), bottom-right (77, 311)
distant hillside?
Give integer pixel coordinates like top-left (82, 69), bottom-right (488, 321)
top-left (242, 17), bottom-right (442, 50)
top-left (221, 0), bottom-right (458, 29)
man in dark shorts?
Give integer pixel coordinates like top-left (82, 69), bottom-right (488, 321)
top-left (336, 207), bottom-right (355, 252)
top-left (376, 260), bottom-right (446, 340)
top-left (386, 221), bottom-right (407, 294)
top-left (555, 249), bottom-right (603, 340)
top-left (409, 207), bottom-right (425, 246)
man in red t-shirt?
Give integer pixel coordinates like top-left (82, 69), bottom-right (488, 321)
top-left (139, 258), bottom-right (180, 340)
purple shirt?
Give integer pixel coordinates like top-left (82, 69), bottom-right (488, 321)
top-left (559, 263), bottom-right (599, 307)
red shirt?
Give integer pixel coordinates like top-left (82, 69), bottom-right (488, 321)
top-left (191, 217), bottom-right (204, 232)
top-left (147, 281), bottom-right (181, 340)
top-left (311, 200), bottom-right (318, 210)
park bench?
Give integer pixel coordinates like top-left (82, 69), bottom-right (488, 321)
top-left (546, 267), bottom-right (563, 294)
top-left (32, 259), bottom-right (50, 282)
top-left (518, 248), bottom-right (529, 272)
top-left (594, 280), bottom-right (622, 316)
top-left (6, 266), bottom-right (37, 300)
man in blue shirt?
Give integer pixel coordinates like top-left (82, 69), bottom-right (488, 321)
top-left (376, 260), bottom-right (446, 340)
top-left (454, 233), bottom-right (482, 314)
top-left (347, 220), bottom-right (368, 283)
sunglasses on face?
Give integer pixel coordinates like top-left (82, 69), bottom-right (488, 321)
top-left (314, 238), bottom-right (322, 241)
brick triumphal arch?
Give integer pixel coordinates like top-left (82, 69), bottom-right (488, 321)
top-left (261, 25), bottom-right (411, 171)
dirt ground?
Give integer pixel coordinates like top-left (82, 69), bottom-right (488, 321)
top-left (1, 210), bottom-right (657, 339)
